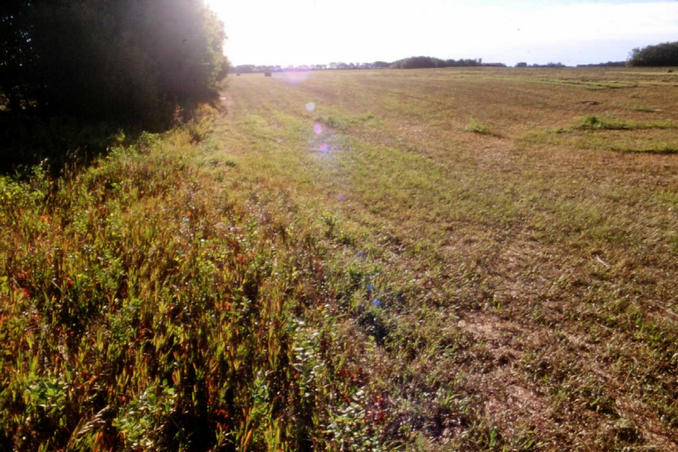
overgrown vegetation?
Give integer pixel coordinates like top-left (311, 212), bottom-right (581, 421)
top-left (0, 110), bottom-right (385, 450)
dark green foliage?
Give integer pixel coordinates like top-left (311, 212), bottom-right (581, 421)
top-left (577, 61), bottom-right (626, 68)
top-left (0, 113), bottom-right (125, 174)
top-left (372, 61), bottom-right (391, 68)
top-left (628, 41), bottom-right (678, 67)
top-left (391, 56), bottom-right (449, 69)
top-left (233, 64), bottom-right (280, 74)
top-left (390, 56), bottom-right (491, 69)
top-left (531, 62), bottom-right (566, 68)
top-left (0, 0), bottom-right (227, 127)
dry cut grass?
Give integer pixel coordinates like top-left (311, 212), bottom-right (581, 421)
top-left (215, 67), bottom-right (678, 450)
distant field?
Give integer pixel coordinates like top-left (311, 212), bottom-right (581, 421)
top-left (216, 67), bottom-right (678, 449)
top-left (2, 67), bottom-right (677, 450)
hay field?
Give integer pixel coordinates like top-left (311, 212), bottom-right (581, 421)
top-left (2, 67), bottom-right (676, 450)
top-left (214, 67), bottom-right (678, 449)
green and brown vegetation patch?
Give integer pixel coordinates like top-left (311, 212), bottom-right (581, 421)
top-left (0, 111), bottom-right (387, 450)
top-left (523, 114), bottom-right (678, 154)
top-left (2, 67), bottom-right (677, 450)
top-left (214, 68), bottom-right (677, 449)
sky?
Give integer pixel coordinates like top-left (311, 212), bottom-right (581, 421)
top-left (204, 0), bottom-right (678, 66)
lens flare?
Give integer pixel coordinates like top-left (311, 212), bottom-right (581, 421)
top-left (306, 102), bottom-right (315, 112)
top-left (313, 122), bottom-right (323, 134)
top-left (280, 70), bottom-right (312, 85)
top-left (319, 143), bottom-right (330, 153)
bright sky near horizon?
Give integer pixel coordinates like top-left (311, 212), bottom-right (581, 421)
top-left (204, 0), bottom-right (678, 66)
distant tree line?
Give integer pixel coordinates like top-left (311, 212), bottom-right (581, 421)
top-left (0, 0), bottom-right (228, 128)
top-left (390, 56), bottom-right (495, 69)
top-left (516, 62), bottom-right (566, 68)
top-left (628, 42), bottom-right (678, 67)
top-left (234, 64), bottom-right (321, 74)
top-left (577, 61), bottom-right (626, 68)
top-left (234, 57), bottom-right (506, 74)
top-left (233, 62), bottom-right (390, 74)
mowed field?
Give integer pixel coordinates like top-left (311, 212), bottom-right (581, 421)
top-left (1, 67), bottom-right (677, 450)
top-left (215, 68), bottom-right (678, 449)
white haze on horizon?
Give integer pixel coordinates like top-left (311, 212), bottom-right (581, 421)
top-left (205, 0), bottom-right (678, 66)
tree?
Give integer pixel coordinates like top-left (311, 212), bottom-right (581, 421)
top-left (628, 41), bottom-right (678, 67)
top-left (391, 56), bottom-right (445, 69)
top-left (390, 56), bottom-right (486, 69)
top-left (0, 0), bottom-right (227, 128)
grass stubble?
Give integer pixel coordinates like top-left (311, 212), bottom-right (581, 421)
top-left (1, 67), bottom-right (677, 450)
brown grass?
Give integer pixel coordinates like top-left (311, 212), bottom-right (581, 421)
top-left (215, 67), bottom-right (678, 449)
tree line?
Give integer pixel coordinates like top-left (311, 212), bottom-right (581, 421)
top-left (628, 42), bottom-right (678, 67)
top-left (233, 57), bottom-right (505, 74)
top-left (1, 0), bottom-right (228, 128)
top-left (233, 41), bottom-right (678, 76)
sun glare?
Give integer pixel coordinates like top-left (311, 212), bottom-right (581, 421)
top-left (205, 0), bottom-right (678, 66)
top-left (207, 0), bottom-right (678, 65)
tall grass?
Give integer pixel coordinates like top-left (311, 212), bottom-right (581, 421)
top-left (0, 112), bottom-right (380, 450)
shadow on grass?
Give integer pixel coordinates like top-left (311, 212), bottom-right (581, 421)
top-left (0, 111), bottom-right (143, 177)
top-left (577, 115), bottom-right (676, 131)
top-left (611, 146), bottom-right (678, 155)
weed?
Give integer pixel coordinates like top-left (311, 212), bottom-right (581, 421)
top-left (464, 119), bottom-right (498, 136)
